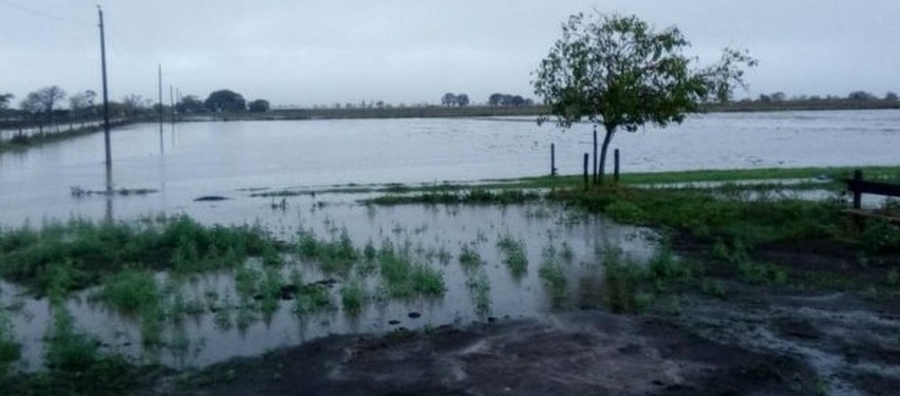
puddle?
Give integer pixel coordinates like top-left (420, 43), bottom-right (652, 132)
top-left (0, 202), bottom-right (659, 370)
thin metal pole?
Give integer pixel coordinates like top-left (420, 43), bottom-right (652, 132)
top-left (158, 65), bottom-right (164, 132)
top-left (158, 65), bottom-right (165, 155)
top-left (98, 7), bottom-right (112, 181)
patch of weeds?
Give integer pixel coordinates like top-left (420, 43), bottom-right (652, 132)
top-left (497, 235), bottom-right (528, 279)
top-left (887, 268), bottom-right (899, 287)
top-left (604, 199), bottom-right (646, 224)
top-left (602, 248), bottom-right (644, 313)
top-left (0, 215), bottom-right (273, 295)
top-left (436, 246), bottom-right (452, 266)
top-left (560, 241), bottom-right (574, 263)
top-left (860, 219), bottom-right (900, 255)
top-left (647, 246), bottom-right (691, 292)
top-left (296, 228), bottom-right (359, 275)
top-left (458, 244), bottom-right (483, 270)
top-left (378, 240), bottom-right (445, 299)
top-left (340, 279), bottom-right (367, 316)
top-left (539, 245), bottom-right (567, 307)
top-left (466, 271), bottom-right (491, 317)
top-left (0, 304), bottom-right (21, 376)
top-left (700, 277), bottom-right (727, 299)
top-left (97, 268), bottom-right (160, 315)
top-left (738, 261), bottom-right (788, 286)
top-left (292, 284), bottom-right (335, 317)
top-left (213, 294), bottom-right (234, 331)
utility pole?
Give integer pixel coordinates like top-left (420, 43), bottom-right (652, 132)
top-left (158, 65), bottom-right (164, 155)
top-left (98, 6), bottom-right (112, 182)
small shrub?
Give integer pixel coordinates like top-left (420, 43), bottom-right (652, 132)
top-left (97, 269), bottom-right (159, 315)
top-left (497, 235), bottom-right (528, 278)
top-left (604, 199), bottom-right (646, 224)
top-left (340, 280), bottom-right (367, 316)
top-left (458, 244), bottom-right (483, 270)
top-left (466, 271), bottom-right (491, 317)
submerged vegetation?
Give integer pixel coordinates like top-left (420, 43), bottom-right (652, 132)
top-left (0, 164), bottom-right (898, 394)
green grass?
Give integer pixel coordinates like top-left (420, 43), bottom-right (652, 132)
top-left (378, 241), bottom-right (445, 298)
top-left (0, 215), bottom-right (273, 294)
top-left (0, 304), bottom-right (20, 377)
top-left (96, 269), bottom-right (160, 315)
top-left (340, 279), bottom-right (367, 316)
top-left (538, 244), bottom-right (568, 307)
top-left (601, 247), bottom-right (692, 313)
top-left (295, 228), bottom-right (359, 275)
top-left (466, 271), bottom-right (491, 317)
top-left (458, 244), bottom-right (483, 270)
top-left (497, 235), bottom-right (528, 278)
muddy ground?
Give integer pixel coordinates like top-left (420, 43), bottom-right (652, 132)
top-left (139, 240), bottom-right (900, 396)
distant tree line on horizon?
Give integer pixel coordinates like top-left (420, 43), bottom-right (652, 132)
top-left (1, 84), bottom-right (898, 131)
top-left (0, 86), bottom-right (272, 131)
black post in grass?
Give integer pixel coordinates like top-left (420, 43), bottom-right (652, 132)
top-left (853, 169), bottom-right (863, 209)
top-left (583, 153), bottom-right (589, 191)
top-left (551, 143), bottom-right (557, 176)
top-left (614, 149), bottom-right (620, 183)
top-left (592, 126), bottom-right (598, 185)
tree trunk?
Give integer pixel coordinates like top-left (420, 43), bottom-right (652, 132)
top-left (597, 126), bottom-right (615, 185)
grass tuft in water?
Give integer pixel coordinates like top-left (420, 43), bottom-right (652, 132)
top-left (0, 304), bottom-right (21, 376)
top-left (340, 279), bottom-right (367, 316)
top-left (465, 271), bottom-right (491, 317)
top-left (497, 235), bottom-right (528, 278)
top-left (378, 240), bottom-right (445, 298)
top-left (458, 244), bottom-right (483, 270)
top-left (538, 244), bottom-right (568, 307)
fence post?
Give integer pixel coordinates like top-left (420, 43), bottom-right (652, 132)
top-left (592, 126), bottom-right (598, 185)
top-left (583, 153), bottom-right (589, 191)
top-left (853, 169), bottom-right (863, 209)
top-left (614, 149), bottom-right (620, 183)
top-left (551, 143), bottom-right (556, 176)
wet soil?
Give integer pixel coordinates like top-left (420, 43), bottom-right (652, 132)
top-left (76, 238), bottom-right (900, 395)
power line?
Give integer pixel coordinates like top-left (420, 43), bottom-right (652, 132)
top-left (0, 0), bottom-right (92, 28)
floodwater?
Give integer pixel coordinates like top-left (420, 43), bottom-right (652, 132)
top-left (1, 109), bottom-right (899, 370)
top-left (1, 109), bottom-right (899, 226)
top-left (1, 201), bottom-right (657, 369)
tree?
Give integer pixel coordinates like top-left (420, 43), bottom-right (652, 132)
top-left (122, 94), bottom-right (151, 117)
top-left (69, 90), bottom-right (96, 125)
top-left (0, 93), bottom-right (12, 110)
top-left (488, 93), bottom-right (503, 106)
top-left (848, 91), bottom-right (875, 100)
top-left (176, 95), bottom-right (206, 114)
top-left (456, 93), bottom-right (470, 107)
top-left (533, 12), bottom-right (755, 184)
top-left (441, 92), bottom-right (457, 107)
top-left (35, 86), bottom-right (67, 116)
top-left (205, 89), bottom-right (246, 112)
top-left (248, 99), bottom-right (270, 112)
top-left (887, 91), bottom-right (899, 101)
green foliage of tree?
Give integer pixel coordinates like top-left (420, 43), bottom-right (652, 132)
top-left (848, 90), bottom-right (876, 100)
top-left (456, 93), bottom-right (470, 107)
top-left (532, 12), bottom-right (756, 183)
top-left (205, 89), bottom-right (246, 112)
top-left (0, 92), bottom-right (13, 110)
top-left (441, 92), bottom-right (457, 107)
top-left (247, 99), bottom-right (270, 112)
top-left (175, 95), bottom-right (206, 114)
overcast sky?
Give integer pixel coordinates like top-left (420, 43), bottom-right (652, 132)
top-left (2, 0), bottom-right (899, 108)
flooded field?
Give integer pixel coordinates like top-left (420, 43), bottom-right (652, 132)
top-left (1, 201), bottom-right (657, 369)
top-left (1, 109), bottom-right (899, 374)
top-left (1, 110), bottom-right (899, 227)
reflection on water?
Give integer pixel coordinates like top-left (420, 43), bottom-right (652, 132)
top-left (1, 202), bottom-right (658, 370)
